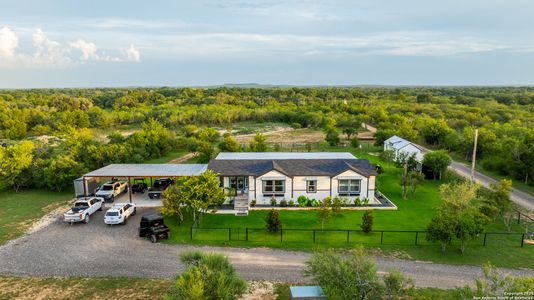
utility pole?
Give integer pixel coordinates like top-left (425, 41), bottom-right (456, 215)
top-left (470, 129), bottom-right (478, 182)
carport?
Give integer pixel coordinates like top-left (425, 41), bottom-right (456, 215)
top-left (81, 164), bottom-right (208, 203)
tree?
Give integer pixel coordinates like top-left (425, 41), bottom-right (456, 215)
top-left (400, 171), bottom-right (425, 199)
top-left (456, 209), bottom-right (485, 253)
top-left (489, 180), bottom-right (513, 230)
top-left (305, 248), bottom-right (413, 300)
top-left (317, 197), bottom-right (331, 230)
top-left (265, 209), bottom-right (282, 232)
top-left (324, 126), bottom-right (340, 146)
top-left (196, 141), bottom-right (214, 163)
top-left (472, 263), bottom-right (534, 298)
top-left (42, 154), bottom-right (84, 192)
top-left (166, 251), bottom-right (247, 300)
top-left (350, 137), bottom-right (360, 149)
top-left (161, 185), bottom-right (186, 223)
top-left (426, 211), bottom-right (456, 252)
top-left (218, 134), bottom-right (240, 152)
top-left (361, 210), bottom-right (373, 233)
top-left (0, 141), bottom-right (34, 191)
top-left (423, 150), bottom-right (451, 180)
top-left (416, 93), bottom-right (433, 103)
top-left (331, 196), bottom-right (342, 215)
top-left (421, 119), bottom-right (453, 145)
top-left (342, 127), bottom-right (357, 140)
top-left (177, 170), bottom-right (225, 223)
top-left (248, 132), bottom-right (268, 152)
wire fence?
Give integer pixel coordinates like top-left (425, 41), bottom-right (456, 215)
top-left (189, 225), bottom-right (529, 248)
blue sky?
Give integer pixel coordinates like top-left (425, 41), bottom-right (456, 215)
top-left (1, 0), bottom-right (534, 88)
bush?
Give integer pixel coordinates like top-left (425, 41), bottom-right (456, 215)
top-left (361, 210), bottom-right (373, 233)
top-left (265, 209), bottom-right (282, 232)
top-left (350, 137), bottom-right (360, 148)
top-left (363, 198), bottom-right (369, 206)
top-left (166, 251), bottom-right (247, 300)
top-left (380, 149), bottom-right (395, 162)
top-left (270, 197), bottom-right (277, 206)
top-left (280, 199), bottom-right (288, 207)
top-left (297, 195), bottom-right (309, 207)
top-left (310, 199), bottom-right (319, 207)
top-left (354, 198), bottom-right (362, 207)
top-left (288, 200), bottom-right (295, 207)
top-left (291, 122), bottom-right (302, 129)
top-left (383, 269), bottom-right (414, 299)
top-left (250, 199), bottom-right (256, 207)
top-left (374, 164), bottom-right (384, 174)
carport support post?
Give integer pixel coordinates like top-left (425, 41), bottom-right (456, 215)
top-left (83, 176), bottom-right (87, 197)
top-left (128, 176), bottom-right (132, 203)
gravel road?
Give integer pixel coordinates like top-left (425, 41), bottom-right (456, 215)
top-left (0, 208), bottom-right (532, 289)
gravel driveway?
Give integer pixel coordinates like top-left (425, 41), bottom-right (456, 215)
top-left (0, 208), bottom-right (533, 289)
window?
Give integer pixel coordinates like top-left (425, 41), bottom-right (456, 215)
top-left (263, 180), bottom-right (285, 194)
top-left (306, 180), bottom-right (317, 193)
top-left (338, 179), bottom-right (361, 195)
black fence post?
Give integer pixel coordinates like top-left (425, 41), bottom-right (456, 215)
top-left (347, 230), bottom-right (350, 244)
top-left (483, 233), bottom-right (487, 246)
top-left (280, 229), bottom-right (283, 242)
top-left (415, 232), bottom-right (418, 246)
top-left (190, 226), bottom-right (193, 241)
top-left (380, 231), bottom-right (384, 244)
top-left (246, 228), bottom-right (248, 241)
top-left (521, 233), bottom-right (525, 248)
top-left (313, 230), bottom-right (316, 243)
top-left (518, 211), bottom-right (521, 225)
top-left (229, 228), bottom-right (232, 241)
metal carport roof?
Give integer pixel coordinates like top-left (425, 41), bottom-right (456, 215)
top-left (84, 164), bottom-right (208, 177)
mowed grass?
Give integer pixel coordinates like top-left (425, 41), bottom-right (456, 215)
top-left (0, 189), bottom-right (72, 245)
top-left (165, 152), bottom-right (534, 269)
top-left (0, 276), bottom-right (171, 300)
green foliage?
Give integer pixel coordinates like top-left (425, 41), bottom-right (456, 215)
top-left (305, 248), bottom-right (414, 300)
top-left (400, 170), bottom-right (425, 199)
top-left (248, 132), bottom-right (268, 152)
top-left (270, 197), bottom-right (277, 206)
top-left (196, 141), bottom-right (214, 163)
top-left (41, 154), bottom-right (85, 192)
top-left (472, 263), bottom-right (534, 298)
top-left (0, 141), bottom-right (34, 191)
top-left (297, 195), bottom-right (309, 207)
top-left (265, 209), bottom-right (282, 232)
top-left (423, 150), bottom-right (451, 180)
top-left (218, 135), bottom-right (240, 152)
top-left (331, 196), bottom-right (342, 215)
top-left (250, 199), bottom-right (256, 207)
top-left (361, 210), bottom-right (373, 233)
top-left (279, 199), bottom-right (288, 207)
top-left (166, 251), bottom-right (247, 300)
top-left (324, 126), bottom-right (340, 146)
top-left (168, 170), bottom-right (224, 223)
top-left (161, 185), bottom-right (186, 223)
top-left (349, 137), bottom-right (360, 148)
top-left (317, 197), bottom-right (331, 230)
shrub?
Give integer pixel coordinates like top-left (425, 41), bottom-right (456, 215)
top-left (332, 196), bottom-right (342, 215)
top-left (361, 210), bottom-right (373, 233)
top-left (166, 251), bottom-right (247, 300)
top-left (374, 164), bottom-right (384, 174)
top-left (354, 198), bottom-right (362, 207)
top-left (288, 200), bottom-right (295, 207)
top-left (297, 195), bottom-right (309, 207)
top-left (350, 137), bottom-right (360, 148)
top-left (270, 197), bottom-right (277, 206)
top-left (250, 199), bottom-right (256, 207)
top-left (291, 122), bottom-right (302, 129)
top-left (383, 269), bottom-right (414, 299)
top-left (265, 209), bottom-right (282, 232)
top-left (310, 199), bottom-right (319, 207)
top-left (363, 198), bottom-right (369, 206)
top-left (280, 199), bottom-right (288, 207)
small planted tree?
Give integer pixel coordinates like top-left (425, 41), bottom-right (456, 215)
top-left (426, 211), bottom-right (455, 252)
top-left (423, 150), bottom-right (451, 180)
top-left (317, 197), bottom-right (331, 230)
top-left (265, 209), bottom-right (282, 232)
top-left (361, 210), bottom-right (373, 233)
top-left (332, 196), bottom-right (342, 215)
top-left (161, 185), bottom-right (186, 223)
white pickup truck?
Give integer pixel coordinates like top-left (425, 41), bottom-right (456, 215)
top-left (104, 203), bottom-right (136, 225)
top-left (63, 197), bottom-right (103, 224)
top-left (95, 180), bottom-right (128, 202)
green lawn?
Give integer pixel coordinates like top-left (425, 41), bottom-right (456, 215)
top-left (0, 189), bottom-right (72, 245)
top-left (164, 152), bottom-right (534, 269)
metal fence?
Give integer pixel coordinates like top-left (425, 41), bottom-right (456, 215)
top-left (189, 225), bottom-right (529, 247)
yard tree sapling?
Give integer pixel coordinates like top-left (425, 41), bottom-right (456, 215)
top-left (265, 209), bottom-right (282, 232)
top-left (331, 196), bottom-right (342, 215)
top-left (317, 196), bottom-right (331, 230)
top-left (361, 210), bottom-right (373, 233)
top-left (161, 185), bottom-right (186, 223)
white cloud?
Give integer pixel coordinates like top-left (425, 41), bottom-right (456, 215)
top-left (0, 27), bottom-right (141, 68)
top-left (124, 44), bottom-right (140, 62)
top-left (70, 39), bottom-right (97, 60)
top-left (0, 26), bottom-right (18, 58)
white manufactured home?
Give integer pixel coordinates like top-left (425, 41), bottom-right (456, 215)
top-left (383, 135), bottom-right (424, 169)
top-left (208, 152), bottom-right (378, 205)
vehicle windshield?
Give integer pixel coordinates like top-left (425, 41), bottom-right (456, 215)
top-left (101, 185), bottom-right (113, 191)
top-left (74, 202), bottom-right (89, 207)
top-left (106, 212), bottom-right (119, 217)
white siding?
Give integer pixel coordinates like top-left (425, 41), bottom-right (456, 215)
top-left (292, 176), bottom-right (331, 200)
top-left (254, 170), bottom-right (292, 204)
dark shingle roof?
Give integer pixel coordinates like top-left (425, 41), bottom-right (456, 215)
top-left (207, 159), bottom-right (377, 177)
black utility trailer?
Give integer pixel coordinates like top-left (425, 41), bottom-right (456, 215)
top-left (131, 178), bottom-right (148, 194)
top-left (138, 213), bottom-right (170, 243)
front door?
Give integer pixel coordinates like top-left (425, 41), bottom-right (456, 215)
top-left (229, 177), bottom-right (248, 193)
